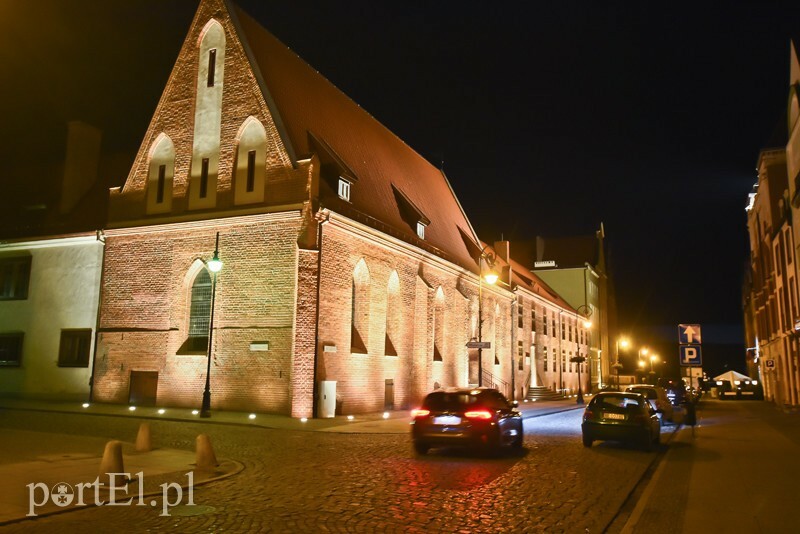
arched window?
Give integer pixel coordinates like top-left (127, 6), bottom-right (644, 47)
top-left (187, 269), bottom-right (212, 351)
top-left (494, 303), bottom-right (500, 366)
top-left (351, 259), bottom-right (370, 354)
top-left (189, 19), bottom-right (225, 210)
top-left (145, 134), bottom-right (175, 214)
top-left (433, 287), bottom-right (445, 361)
top-left (385, 271), bottom-right (400, 356)
top-left (233, 118), bottom-right (268, 205)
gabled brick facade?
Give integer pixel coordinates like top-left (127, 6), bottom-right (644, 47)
top-left (93, 0), bottom-right (582, 417)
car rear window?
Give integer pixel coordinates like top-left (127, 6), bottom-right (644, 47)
top-left (423, 392), bottom-right (480, 410)
top-left (628, 387), bottom-right (656, 399)
top-left (594, 395), bottom-right (642, 409)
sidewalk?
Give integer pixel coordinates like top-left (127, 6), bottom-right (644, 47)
top-left (0, 395), bottom-right (586, 434)
top-left (0, 395), bottom-right (584, 525)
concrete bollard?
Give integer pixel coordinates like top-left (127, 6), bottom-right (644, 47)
top-left (135, 422), bottom-right (151, 452)
top-left (99, 440), bottom-right (127, 487)
top-left (195, 433), bottom-right (218, 470)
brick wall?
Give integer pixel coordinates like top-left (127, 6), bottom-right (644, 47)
top-left (94, 216), bottom-right (303, 413)
top-left (316, 218), bottom-right (488, 413)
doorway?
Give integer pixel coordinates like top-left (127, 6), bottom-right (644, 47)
top-left (129, 371), bottom-right (158, 406)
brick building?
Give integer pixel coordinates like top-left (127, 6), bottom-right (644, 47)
top-left (91, 0), bottom-right (581, 417)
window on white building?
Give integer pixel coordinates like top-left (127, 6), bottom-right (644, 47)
top-left (0, 333), bottom-right (23, 367)
top-left (0, 256), bottom-right (31, 300)
top-left (58, 329), bottom-right (92, 367)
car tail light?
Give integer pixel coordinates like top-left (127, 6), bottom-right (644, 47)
top-left (411, 408), bottom-right (430, 418)
top-left (464, 410), bottom-right (493, 420)
top-left (583, 408), bottom-right (597, 421)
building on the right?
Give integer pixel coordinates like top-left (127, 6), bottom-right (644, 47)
top-left (513, 225), bottom-right (616, 392)
top-left (744, 39), bottom-right (800, 409)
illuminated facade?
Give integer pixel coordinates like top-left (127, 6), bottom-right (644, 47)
top-left (90, 0), bottom-right (580, 417)
top-left (746, 146), bottom-right (796, 405)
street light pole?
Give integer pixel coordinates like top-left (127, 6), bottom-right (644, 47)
top-left (201, 232), bottom-right (222, 418)
top-left (476, 249), bottom-right (497, 387)
top-left (572, 305), bottom-right (592, 404)
top-left (614, 337), bottom-right (629, 391)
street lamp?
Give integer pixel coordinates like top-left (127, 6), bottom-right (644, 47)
top-left (571, 305), bottom-right (592, 404)
top-left (200, 232), bottom-right (222, 418)
top-left (637, 347), bottom-right (648, 383)
top-left (477, 248), bottom-right (498, 387)
top-left (614, 337), bottom-right (629, 390)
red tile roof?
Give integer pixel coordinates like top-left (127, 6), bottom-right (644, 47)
top-left (233, 6), bottom-right (481, 271)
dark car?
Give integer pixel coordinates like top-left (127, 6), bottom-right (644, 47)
top-left (581, 391), bottom-right (661, 451)
top-left (410, 387), bottom-right (523, 455)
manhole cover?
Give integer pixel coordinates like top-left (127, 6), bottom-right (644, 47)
top-left (168, 504), bottom-right (216, 517)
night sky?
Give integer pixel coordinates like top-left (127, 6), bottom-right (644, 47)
top-left (3, 1), bottom-right (800, 375)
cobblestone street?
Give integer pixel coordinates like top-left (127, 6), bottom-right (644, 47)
top-left (0, 408), bottom-right (665, 533)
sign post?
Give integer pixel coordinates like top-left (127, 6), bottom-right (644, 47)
top-left (678, 324), bottom-right (703, 390)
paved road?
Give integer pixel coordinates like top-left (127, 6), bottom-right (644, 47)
top-left (617, 399), bottom-right (800, 534)
top-left (0, 406), bottom-right (674, 533)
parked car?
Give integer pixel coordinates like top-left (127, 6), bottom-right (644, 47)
top-left (410, 387), bottom-right (523, 455)
top-left (581, 391), bottom-right (661, 451)
top-left (625, 384), bottom-right (674, 422)
top-left (658, 378), bottom-right (688, 406)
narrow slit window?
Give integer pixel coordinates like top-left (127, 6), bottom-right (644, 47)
top-left (207, 49), bottom-right (217, 87)
top-left (200, 158), bottom-right (209, 198)
top-left (246, 150), bottom-right (256, 193)
top-left (156, 164), bottom-right (166, 204)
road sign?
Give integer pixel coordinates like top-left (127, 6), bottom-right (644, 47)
top-left (678, 324), bottom-right (702, 344)
top-left (679, 344), bottom-right (702, 366)
top-left (466, 341), bottom-right (491, 349)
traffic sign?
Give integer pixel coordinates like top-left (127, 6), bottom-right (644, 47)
top-left (678, 324), bottom-right (702, 344)
top-left (679, 344), bottom-right (702, 366)
top-left (466, 341), bottom-right (491, 349)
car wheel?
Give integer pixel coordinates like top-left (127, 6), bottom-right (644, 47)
top-left (413, 441), bottom-right (430, 455)
top-left (512, 424), bottom-right (524, 449)
top-left (582, 434), bottom-right (593, 448)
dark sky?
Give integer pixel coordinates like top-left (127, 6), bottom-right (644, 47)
top-left (3, 1), bottom-right (800, 374)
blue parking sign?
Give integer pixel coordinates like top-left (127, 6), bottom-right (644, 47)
top-left (679, 344), bottom-right (702, 366)
top-left (678, 324), bottom-right (702, 344)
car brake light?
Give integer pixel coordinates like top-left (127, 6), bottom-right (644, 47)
top-left (583, 408), bottom-right (596, 421)
top-left (411, 408), bottom-right (430, 418)
top-left (464, 410), bottom-right (493, 420)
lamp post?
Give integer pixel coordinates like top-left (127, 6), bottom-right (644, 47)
top-left (638, 347), bottom-right (648, 383)
top-left (477, 249), bottom-right (498, 387)
top-left (572, 305), bottom-right (592, 404)
top-left (614, 337), bottom-right (629, 390)
top-left (649, 354), bottom-right (659, 384)
top-left (200, 232), bottom-right (223, 418)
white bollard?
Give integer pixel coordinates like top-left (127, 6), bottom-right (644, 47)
top-left (195, 433), bottom-right (218, 470)
top-left (135, 422), bottom-right (151, 452)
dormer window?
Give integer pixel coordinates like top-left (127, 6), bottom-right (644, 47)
top-left (416, 222), bottom-right (426, 239)
top-left (338, 178), bottom-right (351, 202)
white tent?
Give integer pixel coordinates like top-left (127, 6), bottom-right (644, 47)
top-left (713, 370), bottom-right (751, 384)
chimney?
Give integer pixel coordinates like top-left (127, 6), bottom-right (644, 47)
top-left (493, 240), bottom-right (510, 263)
top-left (60, 121), bottom-right (102, 214)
